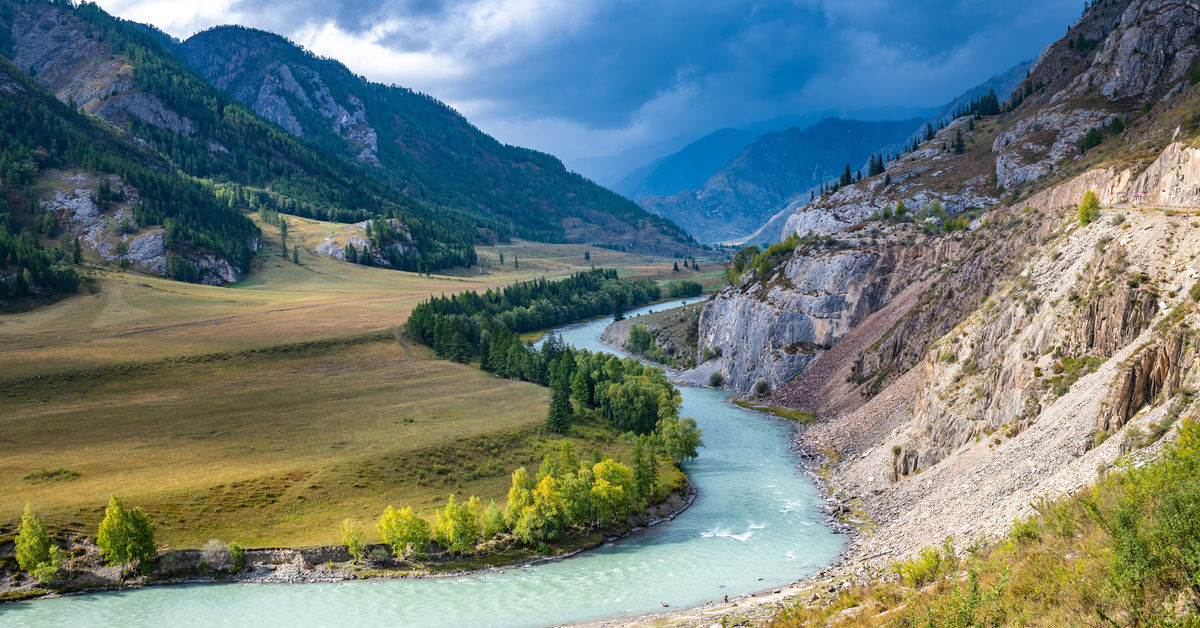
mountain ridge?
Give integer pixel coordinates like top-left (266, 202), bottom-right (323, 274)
top-left (638, 116), bottom-right (924, 242)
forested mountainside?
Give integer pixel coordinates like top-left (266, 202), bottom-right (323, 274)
top-left (0, 52), bottom-right (257, 290)
top-left (639, 117), bottom-right (924, 243)
top-left (688, 0), bottom-right (1200, 588)
top-left (0, 0), bottom-right (694, 296)
top-left (171, 25), bottom-right (694, 253)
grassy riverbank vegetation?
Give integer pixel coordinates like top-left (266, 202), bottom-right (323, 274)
top-left (772, 419), bottom-right (1200, 626)
top-left (2, 219), bottom-right (707, 574)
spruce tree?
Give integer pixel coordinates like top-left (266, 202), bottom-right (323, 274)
top-left (546, 357), bottom-right (573, 432)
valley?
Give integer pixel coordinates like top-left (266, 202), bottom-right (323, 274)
top-left (5, 0), bottom-right (1200, 625)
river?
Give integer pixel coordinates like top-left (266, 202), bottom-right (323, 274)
top-left (1, 297), bottom-right (844, 627)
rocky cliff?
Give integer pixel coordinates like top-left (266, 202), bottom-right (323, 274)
top-left (692, 0), bottom-right (1200, 567)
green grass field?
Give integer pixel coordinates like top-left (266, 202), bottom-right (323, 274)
top-left (0, 214), bottom-right (695, 548)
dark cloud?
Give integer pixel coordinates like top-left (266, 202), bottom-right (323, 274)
top-left (98, 0), bottom-right (1082, 160)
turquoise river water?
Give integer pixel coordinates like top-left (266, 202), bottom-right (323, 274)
top-left (0, 297), bottom-right (844, 627)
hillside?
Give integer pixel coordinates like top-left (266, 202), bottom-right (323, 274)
top-left (0, 0), bottom-right (695, 295)
top-left (682, 0), bottom-right (1200, 597)
top-left (612, 127), bottom-right (757, 201)
top-left (0, 51), bottom-right (259, 291)
top-left (639, 117), bottom-right (924, 243)
top-left (172, 25), bottom-right (694, 254)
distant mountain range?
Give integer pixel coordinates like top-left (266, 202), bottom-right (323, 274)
top-left (622, 62), bottom-right (1033, 243)
top-left (637, 117), bottom-right (925, 242)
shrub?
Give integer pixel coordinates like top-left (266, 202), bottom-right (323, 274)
top-left (1009, 514), bottom-right (1041, 543)
top-left (201, 539), bottom-right (232, 572)
top-left (1190, 283), bottom-right (1200, 302)
top-left (377, 506), bottom-right (431, 558)
top-left (340, 519), bottom-right (365, 562)
top-left (754, 379), bottom-right (770, 397)
top-left (228, 542), bottom-right (245, 571)
top-left (893, 539), bottom-right (957, 588)
top-left (709, 371), bottom-right (724, 387)
top-left (1078, 190), bottom-right (1100, 225)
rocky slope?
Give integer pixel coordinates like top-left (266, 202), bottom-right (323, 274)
top-left (685, 0), bottom-right (1200, 574)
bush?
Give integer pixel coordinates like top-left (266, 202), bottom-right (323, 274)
top-left (893, 539), bottom-right (958, 588)
top-left (1009, 514), bottom-right (1041, 543)
top-left (754, 379), bottom-right (770, 397)
top-left (1078, 190), bottom-right (1100, 226)
top-left (201, 539), bottom-right (232, 572)
top-left (228, 542), bottom-right (244, 571)
top-left (377, 506), bottom-right (430, 558)
top-left (709, 371), bottom-right (724, 387)
top-left (340, 519), bottom-right (364, 562)
top-left (1190, 283), bottom-right (1200, 302)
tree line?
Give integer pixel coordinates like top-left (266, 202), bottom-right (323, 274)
top-left (406, 269), bottom-right (662, 362)
top-left (360, 438), bottom-right (676, 559)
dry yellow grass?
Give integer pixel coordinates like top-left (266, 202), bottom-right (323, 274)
top-left (0, 215), bottom-right (689, 548)
top-left (0, 215), bottom-right (683, 376)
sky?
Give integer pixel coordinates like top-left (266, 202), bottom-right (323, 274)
top-left (94, 0), bottom-right (1082, 165)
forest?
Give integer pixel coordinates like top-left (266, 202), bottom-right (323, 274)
top-left (0, 56), bottom-right (256, 293)
top-left (405, 268), bottom-right (662, 359)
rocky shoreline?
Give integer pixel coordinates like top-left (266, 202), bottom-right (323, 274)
top-left (3, 481), bottom-right (698, 604)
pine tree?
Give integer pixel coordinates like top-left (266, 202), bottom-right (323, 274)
top-left (953, 129), bottom-right (966, 154)
top-left (673, 261), bottom-right (679, 272)
top-left (292, 245), bottom-right (299, 264)
top-left (546, 357), bottom-right (573, 432)
top-left (840, 165), bottom-right (853, 186)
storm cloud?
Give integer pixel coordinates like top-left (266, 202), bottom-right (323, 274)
top-left (95, 0), bottom-right (1081, 163)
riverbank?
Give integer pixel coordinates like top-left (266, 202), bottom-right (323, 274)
top-left (573, 316), bottom-right (868, 627)
top-left (2, 480), bottom-right (697, 604)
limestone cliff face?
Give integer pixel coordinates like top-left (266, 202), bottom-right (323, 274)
top-left (6, 3), bottom-right (194, 136)
top-left (694, 245), bottom-right (901, 392)
top-left (179, 30), bottom-right (381, 164)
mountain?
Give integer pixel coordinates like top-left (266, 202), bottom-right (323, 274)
top-left (742, 61), bottom-right (1037, 246)
top-left (638, 117), bottom-right (924, 242)
top-left (0, 52), bottom-right (256, 294)
top-left (612, 128), bottom-right (758, 201)
top-left (611, 106), bottom-right (941, 204)
top-left (0, 0), bottom-right (485, 273)
top-left (0, 1), bottom-right (694, 290)
top-left (170, 25), bottom-right (692, 254)
top-left (925, 59), bottom-right (1034, 126)
top-left (685, 0), bottom-right (1200, 595)
top-left (567, 133), bottom-right (694, 188)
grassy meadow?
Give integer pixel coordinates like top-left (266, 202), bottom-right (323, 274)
top-left (0, 214), bottom-right (696, 548)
